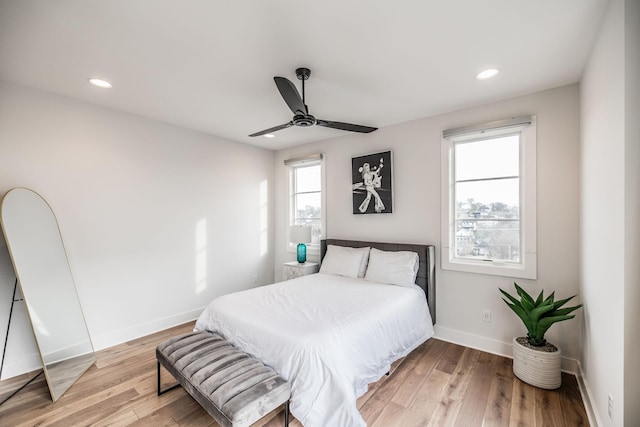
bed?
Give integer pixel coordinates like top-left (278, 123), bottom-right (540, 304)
top-left (195, 239), bottom-right (435, 427)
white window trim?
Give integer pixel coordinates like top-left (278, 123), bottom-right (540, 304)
top-left (440, 116), bottom-right (537, 279)
top-left (285, 154), bottom-right (326, 256)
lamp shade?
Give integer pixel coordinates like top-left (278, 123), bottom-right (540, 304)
top-left (290, 225), bottom-right (312, 244)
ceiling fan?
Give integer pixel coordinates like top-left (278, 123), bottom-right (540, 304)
top-left (249, 67), bottom-right (377, 137)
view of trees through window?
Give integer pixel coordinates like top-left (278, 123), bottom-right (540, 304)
top-left (455, 199), bottom-right (520, 262)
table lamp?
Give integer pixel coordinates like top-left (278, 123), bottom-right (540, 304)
top-left (290, 225), bottom-right (312, 263)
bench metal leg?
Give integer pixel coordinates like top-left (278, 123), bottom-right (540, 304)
top-left (284, 400), bottom-right (290, 427)
top-left (157, 361), bottom-right (181, 396)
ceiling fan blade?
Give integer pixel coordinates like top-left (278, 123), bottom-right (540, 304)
top-left (249, 121), bottom-right (294, 137)
top-left (274, 77), bottom-right (307, 115)
top-left (316, 119), bottom-right (377, 133)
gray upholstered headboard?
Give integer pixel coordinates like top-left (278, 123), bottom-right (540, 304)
top-left (320, 239), bottom-right (436, 324)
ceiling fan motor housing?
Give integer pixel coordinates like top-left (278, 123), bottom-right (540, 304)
top-left (293, 114), bottom-right (316, 127)
top-left (296, 67), bottom-right (311, 81)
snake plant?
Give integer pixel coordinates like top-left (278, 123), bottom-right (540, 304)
top-left (499, 283), bottom-right (583, 347)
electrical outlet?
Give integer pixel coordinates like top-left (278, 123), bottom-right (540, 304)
top-left (608, 394), bottom-right (613, 419)
top-left (482, 309), bottom-right (491, 322)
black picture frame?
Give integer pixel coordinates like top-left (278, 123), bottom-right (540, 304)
top-left (352, 150), bottom-right (393, 214)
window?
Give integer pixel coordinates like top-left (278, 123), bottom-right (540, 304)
top-left (441, 116), bottom-right (537, 279)
top-left (285, 154), bottom-right (324, 253)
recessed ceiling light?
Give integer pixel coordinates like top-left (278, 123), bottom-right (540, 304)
top-left (88, 78), bottom-right (112, 89)
top-left (476, 68), bottom-right (500, 80)
top-left (264, 134), bottom-right (275, 138)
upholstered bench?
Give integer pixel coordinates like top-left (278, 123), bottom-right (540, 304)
top-left (156, 331), bottom-right (291, 427)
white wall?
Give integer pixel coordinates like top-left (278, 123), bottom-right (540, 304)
top-left (581, 0), bottom-right (640, 425)
top-left (275, 84), bottom-right (582, 365)
top-left (580, 0), bottom-right (626, 425)
top-left (0, 81), bottom-right (275, 379)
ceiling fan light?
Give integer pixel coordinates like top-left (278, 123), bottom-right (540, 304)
top-left (264, 134), bottom-right (275, 138)
top-left (88, 78), bottom-right (112, 88)
top-left (476, 68), bottom-right (499, 80)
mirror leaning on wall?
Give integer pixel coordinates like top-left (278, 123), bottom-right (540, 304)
top-left (0, 188), bottom-right (95, 403)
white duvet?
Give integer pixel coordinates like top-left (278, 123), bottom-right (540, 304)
top-left (194, 273), bottom-right (434, 427)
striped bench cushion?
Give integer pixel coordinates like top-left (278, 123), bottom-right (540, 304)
top-left (156, 331), bottom-right (291, 427)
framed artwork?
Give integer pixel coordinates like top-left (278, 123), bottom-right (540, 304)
top-left (352, 150), bottom-right (393, 214)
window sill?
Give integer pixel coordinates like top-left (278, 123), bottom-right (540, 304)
top-left (442, 250), bottom-right (537, 279)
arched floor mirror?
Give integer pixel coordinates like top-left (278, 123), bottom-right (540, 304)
top-left (0, 188), bottom-right (95, 402)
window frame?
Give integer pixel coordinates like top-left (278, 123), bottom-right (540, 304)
top-left (285, 155), bottom-right (325, 256)
top-left (440, 116), bottom-right (537, 279)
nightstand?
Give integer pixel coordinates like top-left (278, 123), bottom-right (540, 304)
top-left (283, 261), bottom-right (319, 281)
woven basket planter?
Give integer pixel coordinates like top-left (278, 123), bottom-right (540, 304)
top-left (512, 337), bottom-right (562, 389)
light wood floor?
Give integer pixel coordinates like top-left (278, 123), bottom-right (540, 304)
top-left (0, 322), bottom-right (589, 426)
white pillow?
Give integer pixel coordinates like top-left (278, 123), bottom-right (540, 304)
top-left (320, 245), bottom-right (370, 278)
top-left (364, 248), bottom-right (419, 287)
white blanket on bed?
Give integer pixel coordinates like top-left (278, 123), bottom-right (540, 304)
top-left (194, 273), bottom-right (434, 427)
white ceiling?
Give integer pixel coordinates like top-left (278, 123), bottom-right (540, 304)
top-left (0, 0), bottom-right (608, 150)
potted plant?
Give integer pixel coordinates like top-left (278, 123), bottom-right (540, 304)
top-left (499, 283), bottom-right (582, 389)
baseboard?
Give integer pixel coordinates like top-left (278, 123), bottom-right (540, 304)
top-left (91, 307), bottom-right (203, 351)
top-left (433, 325), bottom-right (579, 374)
top-left (43, 341), bottom-right (93, 365)
top-left (576, 360), bottom-right (602, 427)
top-left (1, 308), bottom-right (203, 380)
top-left (1, 352), bottom-right (42, 380)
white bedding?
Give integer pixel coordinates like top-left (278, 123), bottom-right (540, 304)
top-left (194, 273), bottom-right (434, 427)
